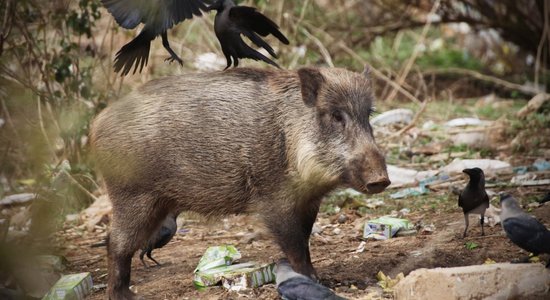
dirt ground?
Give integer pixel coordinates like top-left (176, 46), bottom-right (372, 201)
top-left (60, 187), bottom-right (550, 299)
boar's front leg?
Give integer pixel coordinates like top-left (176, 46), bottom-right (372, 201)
top-left (262, 197), bottom-right (322, 279)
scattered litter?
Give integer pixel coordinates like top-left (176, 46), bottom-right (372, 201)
top-left (334, 188), bottom-right (363, 197)
top-left (484, 204), bottom-right (501, 227)
top-left (43, 272), bottom-right (93, 300)
top-left (387, 165), bottom-right (418, 186)
top-left (484, 258), bottom-right (496, 264)
top-left (444, 117), bottom-right (491, 127)
top-left (194, 245), bottom-right (241, 274)
top-left (396, 208), bottom-right (411, 218)
top-left (376, 271), bottom-right (404, 293)
top-left (390, 186), bottom-right (429, 199)
top-left (395, 229), bottom-right (417, 237)
top-left (533, 158), bottom-right (550, 171)
top-left (177, 228), bottom-right (190, 234)
top-left (441, 158), bottom-right (510, 174)
top-left (418, 173), bottom-right (451, 187)
top-left (387, 165), bottom-right (438, 187)
top-left (409, 250), bottom-right (422, 257)
top-left (513, 166), bottom-right (529, 175)
top-left (452, 132), bottom-right (488, 148)
top-left (371, 109), bottom-right (413, 127)
top-left (355, 241), bottom-right (366, 253)
top-left (193, 245), bottom-right (275, 290)
top-left (194, 261), bottom-right (275, 289)
top-left (365, 198), bottom-right (385, 209)
top-left (420, 224), bottom-right (435, 235)
top-left (221, 263), bottom-right (276, 291)
top-left (0, 193), bottom-right (36, 206)
top-left (363, 216), bottom-right (412, 240)
top-left (511, 173), bottom-right (537, 184)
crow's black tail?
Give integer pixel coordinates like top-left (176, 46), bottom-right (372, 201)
top-left (113, 29), bottom-right (155, 76)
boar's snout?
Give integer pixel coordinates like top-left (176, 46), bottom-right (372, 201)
top-left (366, 176), bottom-right (391, 194)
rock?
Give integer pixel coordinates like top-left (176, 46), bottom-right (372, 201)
top-left (371, 109), bottom-right (414, 127)
top-left (444, 117), bottom-right (491, 127)
top-left (0, 193), bottom-right (36, 206)
top-left (393, 263), bottom-right (550, 300)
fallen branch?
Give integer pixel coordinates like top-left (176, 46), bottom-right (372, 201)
top-left (423, 68), bottom-right (546, 96)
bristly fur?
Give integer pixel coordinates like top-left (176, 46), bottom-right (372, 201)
top-left (90, 67), bottom-right (389, 299)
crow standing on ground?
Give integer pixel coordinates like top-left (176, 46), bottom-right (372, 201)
top-left (458, 167), bottom-right (490, 237)
top-left (207, 0), bottom-right (289, 69)
top-left (91, 213), bottom-right (178, 268)
top-left (500, 193), bottom-right (550, 268)
top-left (276, 259), bottom-right (347, 300)
top-left (100, 0), bottom-right (211, 75)
top-left (139, 213), bottom-right (178, 268)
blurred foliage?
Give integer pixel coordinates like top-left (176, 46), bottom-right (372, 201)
top-left (0, 0), bottom-right (104, 234)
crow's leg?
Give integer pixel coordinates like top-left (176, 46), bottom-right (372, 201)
top-left (139, 250), bottom-right (149, 268)
top-left (463, 214), bottom-right (469, 238)
top-left (480, 214), bottom-right (485, 236)
top-left (147, 250), bottom-right (162, 267)
top-left (161, 32), bottom-right (183, 66)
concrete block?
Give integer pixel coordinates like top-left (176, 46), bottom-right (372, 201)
top-left (394, 263), bottom-right (550, 300)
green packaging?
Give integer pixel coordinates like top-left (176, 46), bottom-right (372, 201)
top-left (42, 272), bottom-right (93, 300)
top-left (364, 216), bottom-right (412, 240)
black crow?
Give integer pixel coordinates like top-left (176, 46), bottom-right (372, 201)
top-left (91, 213), bottom-right (178, 268)
top-left (207, 0), bottom-right (289, 69)
top-left (500, 193), bottom-right (550, 268)
top-left (139, 213), bottom-right (178, 268)
top-left (276, 259), bottom-right (347, 300)
top-left (458, 167), bottom-right (490, 237)
top-left (100, 0), bottom-right (211, 75)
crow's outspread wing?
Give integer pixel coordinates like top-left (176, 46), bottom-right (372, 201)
top-left (101, 0), bottom-right (209, 34)
top-left (228, 6), bottom-right (289, 44)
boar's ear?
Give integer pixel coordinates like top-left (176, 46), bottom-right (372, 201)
top-left (297, 68), bottom-right (325, 107)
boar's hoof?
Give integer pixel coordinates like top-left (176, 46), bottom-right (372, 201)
top-left (366, 178), bottom-right (391, 194)
top-left (109, 289), bottom-right (139, 300)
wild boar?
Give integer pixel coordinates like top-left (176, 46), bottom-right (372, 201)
top-left (90, 66), bottom-right (390, 299)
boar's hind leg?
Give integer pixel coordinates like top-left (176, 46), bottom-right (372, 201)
top-left (263, 199), bottom-right (321, 279)
top-left (107, 193), bottom-right (169, 300)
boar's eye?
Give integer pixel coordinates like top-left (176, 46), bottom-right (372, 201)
top-left (331, 110), bottom-right (345, 127)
